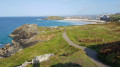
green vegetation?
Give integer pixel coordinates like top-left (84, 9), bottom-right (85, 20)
top-left (110, 13), bottom-right (120, 18)
top-left (97, 41), bottom-right (120, 67)
top-left (1, 22), bottom-right (120, 67)
top-left (44, 16), bottom-right (64, 20)
top-left (110, 13), bottom-right (120, 22)
top-left (0, 27), bottom-right (96, 67)
top-left (65, 23), bottom-right (120, 66)
top-left (66, 23), bottom-right (120, 47)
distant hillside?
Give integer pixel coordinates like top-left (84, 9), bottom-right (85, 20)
top-left (43, 16), bottom-right (64, 20)
top-left (110, 13), bottom-right (120, 18)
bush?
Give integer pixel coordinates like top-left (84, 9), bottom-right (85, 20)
top-left (98, 41), bottom-right (120, 67)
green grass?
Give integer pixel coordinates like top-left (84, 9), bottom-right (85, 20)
top-left (0, 27), bottom-right (96, 67)
top-left (28, 32), bottom-right (97, 67)
top-left (66, 23), bottom-right (120, 47)
top-left (65, 23), bottom-right (120, 67)
top-left (1, 23), bottom-right (119, 67)
top-left (110, 14), bottom-right (120, 18)
top-left (44, 16), bottom-right (64, 20)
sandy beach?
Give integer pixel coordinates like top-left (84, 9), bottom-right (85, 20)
top-left (64, 18), bottom-right (106, 24)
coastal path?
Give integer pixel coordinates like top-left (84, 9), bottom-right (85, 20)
top-left (62, 30), bottom-right (110, 67)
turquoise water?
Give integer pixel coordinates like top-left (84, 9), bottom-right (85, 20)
top-left (0, 17), bottom-right (91, 47)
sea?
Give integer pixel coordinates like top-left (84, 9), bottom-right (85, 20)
top-left (0, 17), bottom-right (91, 47)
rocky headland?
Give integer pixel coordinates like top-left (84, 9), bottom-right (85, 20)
top-left (0, 24), bottom-right (58, 58)
top-left (0, 24), bottom-right (40, 57)
top-left (43, 16), bottom-right (64, 20)
top-left (10, 24), bottom-right (39, 48)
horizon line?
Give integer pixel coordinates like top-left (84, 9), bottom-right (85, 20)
top-left (0, 14), bottom-right (104, 17)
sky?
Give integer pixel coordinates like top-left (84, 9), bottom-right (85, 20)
top-left (0, 0), bottom-right (120, 16)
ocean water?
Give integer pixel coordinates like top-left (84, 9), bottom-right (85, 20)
top-left (0, 17), bottom-right (91, 47)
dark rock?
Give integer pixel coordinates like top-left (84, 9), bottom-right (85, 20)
top-left (0, 43), bottom-right (21, 57)
top-left (10, 24), bottom-right (39, 48)
top-left (4, 43), bottom-right (11, 47)
top-left (10, 24), bottom-right (38, 39)
top-left (0, 24), bottom-right (39, 57)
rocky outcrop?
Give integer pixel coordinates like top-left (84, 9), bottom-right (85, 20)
top-left (0, 43), bottom-right (11, 57)
top-left (16, 53), bottom-right (54, 67)
top-left (32, 53), bottom-right (54, 64)
top-left (0, 24), bottom-right (39, 57)
top-left (16, 61), bottom-right (32, 67)
top-left (10, 24), bottom-right (39, 48)
top-left (0, 43), bottom-right (20, 57)
top-left (0, 24), bottom-right (57, 57)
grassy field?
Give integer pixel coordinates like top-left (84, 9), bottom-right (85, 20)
top-left (66, 23), bottom-right (120, 47)
top-left (65, 23), bottom-right (120, 66)
top-left (0, 27), bottom-right (96, 67)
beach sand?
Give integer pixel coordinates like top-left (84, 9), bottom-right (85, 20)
top-left (64, 19), bottom-right (106, 24)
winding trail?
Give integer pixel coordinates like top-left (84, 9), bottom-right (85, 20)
top-left (62, 31), bottom-right (110, 67)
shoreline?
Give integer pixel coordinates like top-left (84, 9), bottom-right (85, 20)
top-left (0, 19), bottom-right (105, 47)
top-left (63, 18), bottom-right (106, 24)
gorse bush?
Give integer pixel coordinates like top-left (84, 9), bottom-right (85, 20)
top-left (98, 41), bottom-right (120, 67)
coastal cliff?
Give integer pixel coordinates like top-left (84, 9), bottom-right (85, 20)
top-left (0, 43), bottom-right (20, 57)
top-left (0, 24), bottom-right (39, 57)
top-left (10, 24), bottom-right (39, 48)
top-left (0, 24), bottom-right (57, 57)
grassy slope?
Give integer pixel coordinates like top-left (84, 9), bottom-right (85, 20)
top-left (0, 27), bottom-right (96, 67)
top-left (110, 14), bottom-right (120, 18)
top-left (65, 23), bottom-right (120, 66)
top-left (66, 23), bottom-right (120, 47)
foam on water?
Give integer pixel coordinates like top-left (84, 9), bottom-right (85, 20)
top-left (0, 44), bottom-right (4, 48)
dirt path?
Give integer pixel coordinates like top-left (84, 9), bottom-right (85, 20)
top-left (62, 32), bottom-right (110, 67)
